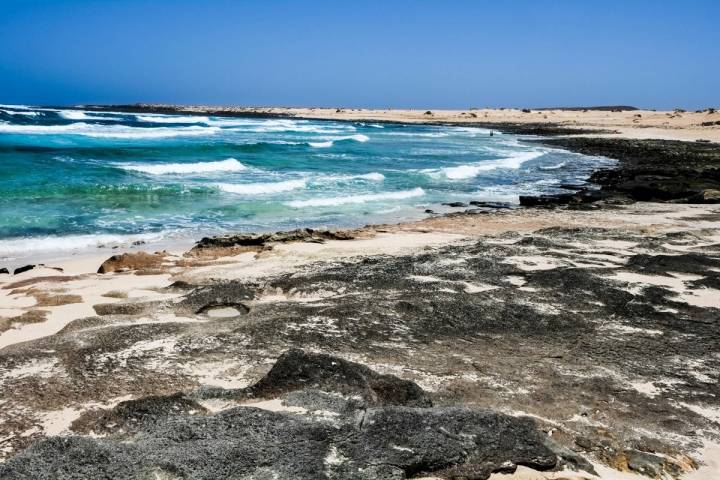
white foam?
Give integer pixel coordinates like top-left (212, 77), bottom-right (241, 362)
top-left (309, 140), bottom-right (334, 148)
top-left (0, 104), bottom-right (34, 110)
top-left (119, 158), bottom-right (246, 175)
top-left (218, 179), bottom-right (306, 195)
top-left (354, 172), bottom-right (385, 181)
top-left (136, 115), bottom-right (210, 124)
top-left (309, 134), bottom-right (369, 148)
top-left (0, 232), bottom-right (167, 256)
top-left (58, 110), bottom-right (114, 121)
top-left (315, 172), bottom-right (386, 183)
top-left (538, 162), bottom-right (567, 170)
top-left (286, 188), bottom-right (425, 208)
top-left (1, 109), bottom-right (39, 116)
top-left (436, 151), bottom-right (544, 180)
top-left (219, 119), bottom-right (354, 135)
top-left (0, 122), bottom-right (220, 138)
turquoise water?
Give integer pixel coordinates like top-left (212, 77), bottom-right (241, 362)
top-left (0, 105), bottom-right (612, 258)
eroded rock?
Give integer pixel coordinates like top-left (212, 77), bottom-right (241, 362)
top-left (195, 349), bottom-right (432, 408)
top-left (97, 251), bottom-right (167, 274)
top-left (0, 352), bottom-right (562, 480)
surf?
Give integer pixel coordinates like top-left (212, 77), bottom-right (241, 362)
top-left (118, 158), bottom-right (246, 175)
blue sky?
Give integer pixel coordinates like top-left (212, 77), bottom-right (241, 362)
top-left (0, 0), bottom-right (718, 109)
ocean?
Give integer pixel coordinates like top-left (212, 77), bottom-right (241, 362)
top-left (0, 105), bottom-right (613, 260)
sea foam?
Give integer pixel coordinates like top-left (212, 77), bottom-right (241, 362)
top-left (438, 151), bottom-right (544, 179)
top-left (286, 187), bottom-right (425, 208)
top-left (538, 162), bottom-right (567, 170)
top-left (0, 232), bottom-right (168, 256)
top-left (309, 134), bottom-right (370, 148)
top-left (58, 110), bottom-right (114, 121)
top-left (218, 179), bottom-right (307, 195)
top-left (0, 122), bottom-right (220, 139)
top-left (1, 109), bottom-right (40, 116)
top-left (136, 115), bottom-right (210, 124)
top-left (119, 158), bottom-right (246, 175)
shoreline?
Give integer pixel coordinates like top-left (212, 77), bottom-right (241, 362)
top-left (1, 107), bottom-right (720, 478)
top-left (79, 104), bottom-right (720, 143)
top-left (2, 108), bottom-right (718, 271)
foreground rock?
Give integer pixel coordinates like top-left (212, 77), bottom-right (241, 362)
top-left (196, 349), bottom-right (433, 408)
top-left (0, 351), bottom-right (566, 480)
top-left (1, 211), bottom-right (719, 478)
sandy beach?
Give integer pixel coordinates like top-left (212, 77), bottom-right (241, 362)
top-left (88, 105), bottom-right (720, 142)
top-left (1, 109), bottom-right (719, 479)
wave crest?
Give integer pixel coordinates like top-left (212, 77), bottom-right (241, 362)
top-left (309, 134), bottom-right (370, 148)
top-left (119, 158), bottom-right (246, 175)
top-left (0, 122), bottom-right (220, 139)
top-left (437, 151), bottom-right (544, 180)
top-left (136, 115), bottom-right (210, 124)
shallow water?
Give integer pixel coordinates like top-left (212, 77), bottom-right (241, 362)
top-left (0, 105), bottom-right (613, 258)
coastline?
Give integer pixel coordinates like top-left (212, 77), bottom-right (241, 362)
top-left (82, 104), bottom-right (720, 142)
top-left (1, 108), bottom-right (720, 479)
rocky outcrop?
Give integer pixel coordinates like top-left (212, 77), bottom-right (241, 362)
top-left (519, 188), bottom-right (602, 207)
top-left (537, 137), bottom-right (720, 203)
top-left (97, 251), bottom-right (167, 274)
top-left (191, 227), bottom-right (355, 252)
top-left (0, 351), bottom-right (564, 480)
top-left (195, 349), bottom-right (433, 408)
top-left (13, 265), bottom-right (35, 275)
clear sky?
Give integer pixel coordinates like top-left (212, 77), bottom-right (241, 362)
top-left (1, 0), bottom-right (718, 109)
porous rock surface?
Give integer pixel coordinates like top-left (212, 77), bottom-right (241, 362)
top-left (0, 350), bottom-right (562, 480)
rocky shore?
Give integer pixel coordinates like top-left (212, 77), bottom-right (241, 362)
top-left (1, 110), bottom-right (719, 479)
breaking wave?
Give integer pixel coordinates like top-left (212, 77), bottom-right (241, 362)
top-left (0, 122), bottom-right (220, 139)
top-left (434, 151), bottom-right (545, 180)
top-left (118, 158), bottom-right (246, 175)
top-left (309, 134), bottom-right (370, 148)
top-left (136, 115), bottom-right (210, 124)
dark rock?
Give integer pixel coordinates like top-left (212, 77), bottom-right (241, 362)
top-left (13, 265), bottom-right (35, 275)
top-left (626, 450), bottom-right (665, 477)
top-left (624, 253), bottom-right (720, 276)
top-left (71, 393), bottom-right (208, 436)
top-left (519, 189), bottom-right (602, 207)
top-left (93, 300), bottom-right (166, 316)
top-left (174, 280), bottom-right (255, 315)
top-left (468, 201), bottom-right (514, 209)
top-left (193, 228), bottom-right (354, 251)
top-left (196, 302), bottom-right (249, 316)
top-left (0, 351), bottom-right (563, 480)
top-left (196, 349), bottom-right (433, 408)
top-left (0, 406), bottom-right (559, 480)
top-left (0, 268), bottom-right (8, 275)
top-left (442, 201), bottom-right (468, 208)
top-left (536, 137), bottom-right (720, 203)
